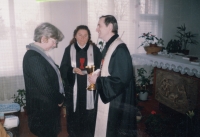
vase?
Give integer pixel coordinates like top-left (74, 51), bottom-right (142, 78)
top-left (139, 92), bottom-right (148, 101)
top-left (181, 49), bottom-right (189, 55)
top-left (144, 45), bottom-right (162, 55)
top-left (149, 43), bottom-right (157, 47)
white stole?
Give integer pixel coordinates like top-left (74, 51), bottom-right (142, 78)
top-left (94, 38), bottom-right (123, 137)
top-left (70, 44), bottom-right (94, 112)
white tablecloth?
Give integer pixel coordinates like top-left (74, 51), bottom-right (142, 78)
top-left (132, 53), bottom-right (200, 78)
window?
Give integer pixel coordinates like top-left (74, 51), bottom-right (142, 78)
top-left (87, 0), bottom-right (131, 50)
top-left (0, 0), bottom-right (45, 77)
top-left (137, 0), bottom-right (163, 52)
top-left (0, 0), bottom-right (53, 101)
top-left (140, 0), bottom-right (159, 14)
top-left (87, 0), bottom-right (164, 54)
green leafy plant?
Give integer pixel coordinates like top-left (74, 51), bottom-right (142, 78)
top-left (12, 89), bottom-right (26, 108)
top-left (185, 110), bottom-right (195, 133)
top-left (136, 68), bottom-right (152, 93)
top-left (186, 110), bottom-right (195, 120)
top-left (145, 110), bottom-right (169, 136)
top-left (166, 39), bottom-right (182, 53)
top-left (138, 32), bottom-right (164, 48)
top-left (175, 24), bottom-right (198, 50)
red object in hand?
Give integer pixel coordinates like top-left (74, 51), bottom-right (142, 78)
top-left (80, 58), bottom-right (85, 69)
top-left (151, 110), bottom-right (156, 115)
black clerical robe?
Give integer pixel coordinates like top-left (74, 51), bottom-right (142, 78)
top-left (60, 42), bottom-right (102, 137)
top-left (95, 35), bottom-right (137, 137)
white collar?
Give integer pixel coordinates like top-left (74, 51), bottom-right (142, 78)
top-left (77, 42), bottom-right (86, 49)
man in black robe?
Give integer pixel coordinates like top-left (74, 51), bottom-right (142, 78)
top-left (89, 15), bottom-right (137, 137)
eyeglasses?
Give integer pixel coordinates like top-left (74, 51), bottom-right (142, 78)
top-left (49, 38), bottom-right (58, 47)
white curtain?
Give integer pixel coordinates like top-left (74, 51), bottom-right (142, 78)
top-left (0, 0), bottom-right (164, 101)
top-left (0, 0), bottom-right (51, 101)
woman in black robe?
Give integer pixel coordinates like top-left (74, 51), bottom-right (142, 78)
top-left (60, 25), bottom-right (102, 137)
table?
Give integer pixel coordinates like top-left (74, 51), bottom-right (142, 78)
top-left (132, 53), bottom-right (200, 78)
top-left (132, 53), bottom-right (200, 114)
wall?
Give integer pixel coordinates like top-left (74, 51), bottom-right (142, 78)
top-left (162, 0), bottom-right (200, 55)
top-left (46, 0), bottom-right (88, 66)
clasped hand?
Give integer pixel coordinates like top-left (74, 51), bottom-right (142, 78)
top-left (73, 67), bottom-right (100, 84)
top-left (88, 70), bottom-right (100, 84)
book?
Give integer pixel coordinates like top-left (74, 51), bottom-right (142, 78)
top-left (182, 56), bottom-right (198, 61)
top-left (191, 60), bottom-right (200, 65)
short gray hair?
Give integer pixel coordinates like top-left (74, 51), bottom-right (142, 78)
top-left (100, 15), bottom-right (118, 34)
top-left (34, 22), bottom-right (64, 42)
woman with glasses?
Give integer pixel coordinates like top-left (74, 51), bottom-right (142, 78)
top-left (23, 22), bottom-right (65, 137)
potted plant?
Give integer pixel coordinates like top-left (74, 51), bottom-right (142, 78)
top-left (145, 110), bottom-right (169, 136)
top-left (12, 89), bottom-right (26, 112)
top-left (175, 24), bottom-right (198, 55)
top-left (166, 39), bottom-right (182, 53)
top-left (138, 32), bottom-right (164, 54)
top-left (136, 68), bottom-right (152, 101)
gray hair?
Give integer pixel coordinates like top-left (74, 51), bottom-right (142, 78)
top-left (100, 15), bottom-right (118, 34)
top-left (34, 22), bottom-right (64, 42)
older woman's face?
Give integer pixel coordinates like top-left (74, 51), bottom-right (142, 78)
top-left (39, 36), bottom-right (58, 51)
top-left (46, 38), bottom-right (58, 50)
top-left (75, 29), bottom-right (89, 47)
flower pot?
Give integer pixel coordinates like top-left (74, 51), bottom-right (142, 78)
top-left (144, 46), bottom-right (162, 55)
top-left (181, 49), bottom-right (189, 55)
top-left (23, 106), bottom-right (27, 115)
top-left (149, 43), bottom-right (157, 47)
top-left (139, 92), bottom-right (148, 101)
top-left (136, 110), bottom-right (142, 122)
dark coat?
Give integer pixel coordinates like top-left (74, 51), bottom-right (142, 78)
top-left (60, 43), bottom-right (102, 111)
top-left (23, 49), bottom-right (64, 137)
top-left (95, 35), bottom-right (137, 137)
top-left (60, 43), bottom-right (102, 137)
